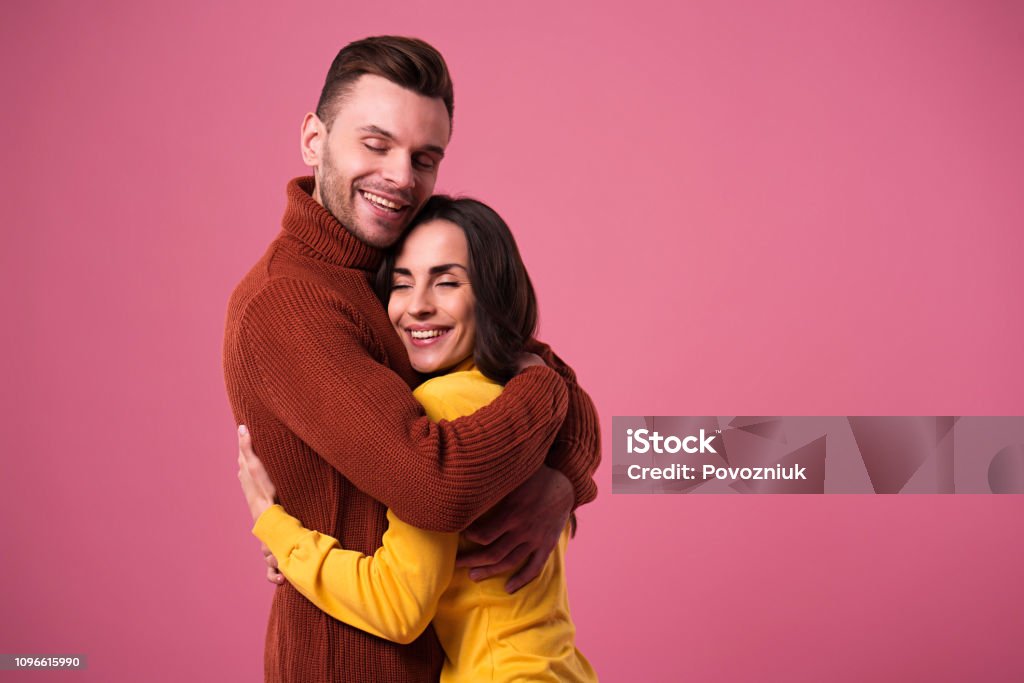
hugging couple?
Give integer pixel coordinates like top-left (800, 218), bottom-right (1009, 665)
top-left (224, 35), bottom-right (600, 682)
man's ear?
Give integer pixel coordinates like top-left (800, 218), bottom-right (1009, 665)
top-left (300, 113), bottom-right (326, 167)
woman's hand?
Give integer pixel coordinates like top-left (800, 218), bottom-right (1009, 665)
top-left (237, 425), bottom-right (277, 523)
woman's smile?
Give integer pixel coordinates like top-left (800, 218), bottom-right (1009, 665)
top-left (405, 325), bottom-right (453, 345)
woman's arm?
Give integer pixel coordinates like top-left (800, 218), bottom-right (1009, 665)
top-left (238, 432), bottom-right (455, 644)
top-left (255, 506), bottom-right (456, 644)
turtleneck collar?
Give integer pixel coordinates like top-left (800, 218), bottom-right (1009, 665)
top-left (280, 176), bottom-right (383, 272)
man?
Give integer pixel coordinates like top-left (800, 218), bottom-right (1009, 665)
top-left (224, 36), bottom-right (599, 682)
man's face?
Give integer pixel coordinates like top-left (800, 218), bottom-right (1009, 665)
top-left (309, 74), bottom-right (451, 249)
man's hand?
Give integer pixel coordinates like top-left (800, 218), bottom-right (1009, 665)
top-left (236, 425), bottom-right (284, 585)
top-left (515, 352), bottom-right (546, 373)
top-left (457, 465), bottom-right (573, 594)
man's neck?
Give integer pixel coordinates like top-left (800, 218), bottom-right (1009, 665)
top-left (311, 178), bottom-right (324, 207)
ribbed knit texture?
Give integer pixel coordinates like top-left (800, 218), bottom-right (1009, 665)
top-left (223, 177), bottom-right (600, 682)
top-left (526, 340), bottom-right (602, 509)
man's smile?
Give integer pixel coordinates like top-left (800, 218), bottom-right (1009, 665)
top-left (360, 189), bottom-right (408, 213)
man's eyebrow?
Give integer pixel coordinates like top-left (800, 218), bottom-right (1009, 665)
top-left (359, 125), bottom-right (446, 158)
top-left (360, 125), bottom-right (396, 140)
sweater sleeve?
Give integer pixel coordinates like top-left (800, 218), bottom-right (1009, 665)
top-left (254, 506), bottom-right (455, 645)
top-left (239, 278), bottom-right (569, 532)
top-left (525, 339), bottom-right (601, 509)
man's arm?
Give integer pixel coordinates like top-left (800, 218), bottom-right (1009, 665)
top-left (234, 279), bottom-right (568, 532)
top-left (254, 506), bottom-right (455, 645)
top-left (458, 339), bottom-right (601, 592)
top-left (526, 338), bottom-right (601, 507)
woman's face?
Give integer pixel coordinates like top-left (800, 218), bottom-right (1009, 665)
top-left (388, 219), bottom-right (476, 374)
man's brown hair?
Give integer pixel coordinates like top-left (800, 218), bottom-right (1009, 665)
top-left (316, 36), bottom-right (454, 130)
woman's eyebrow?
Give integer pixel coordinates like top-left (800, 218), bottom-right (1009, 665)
top-left (429, 264), bottom-right (468, 275)
top-left (392, 264), bottom-right (468, 277)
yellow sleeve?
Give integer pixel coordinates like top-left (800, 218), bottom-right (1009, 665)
top-left (251, 371), bottom-right (500, 644)
top-left (253, 505), bottom-right (457, 644)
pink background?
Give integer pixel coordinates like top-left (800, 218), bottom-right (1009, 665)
top-left (4, 1), bottom-right (1023, 680)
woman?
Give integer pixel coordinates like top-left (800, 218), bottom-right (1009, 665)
top-left (237, 196), bottom-right (596, 682)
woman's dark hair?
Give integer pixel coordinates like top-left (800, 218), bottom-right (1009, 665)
top-left (375, 195), bottom-right (538, 384)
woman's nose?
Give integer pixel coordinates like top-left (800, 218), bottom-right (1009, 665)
top-left (408, 286), bottom-right (435, 316)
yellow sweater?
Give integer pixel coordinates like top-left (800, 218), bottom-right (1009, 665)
top-left (253, 364), bottom-right (596, 682)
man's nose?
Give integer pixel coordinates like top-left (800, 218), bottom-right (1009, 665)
top-left (381, 153), bottom-right (414, 190)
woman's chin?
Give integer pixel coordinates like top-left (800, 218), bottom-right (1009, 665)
top-left (410, 356), bottom-right (445, 375)
top-left (413, 363), bottom-right (441, 374)
top-left (411, 353), bottom-right (470, 376)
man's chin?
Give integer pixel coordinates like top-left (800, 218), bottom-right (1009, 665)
top-left (354, 210), bottom-right (412, 248)
top-left (352, 223), bottom-right (406, 249)
top-left (323, 203), bottom-right (405, 248)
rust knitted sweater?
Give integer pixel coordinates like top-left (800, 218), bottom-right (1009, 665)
top-left (223, 177), bottom-right (600, 682)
